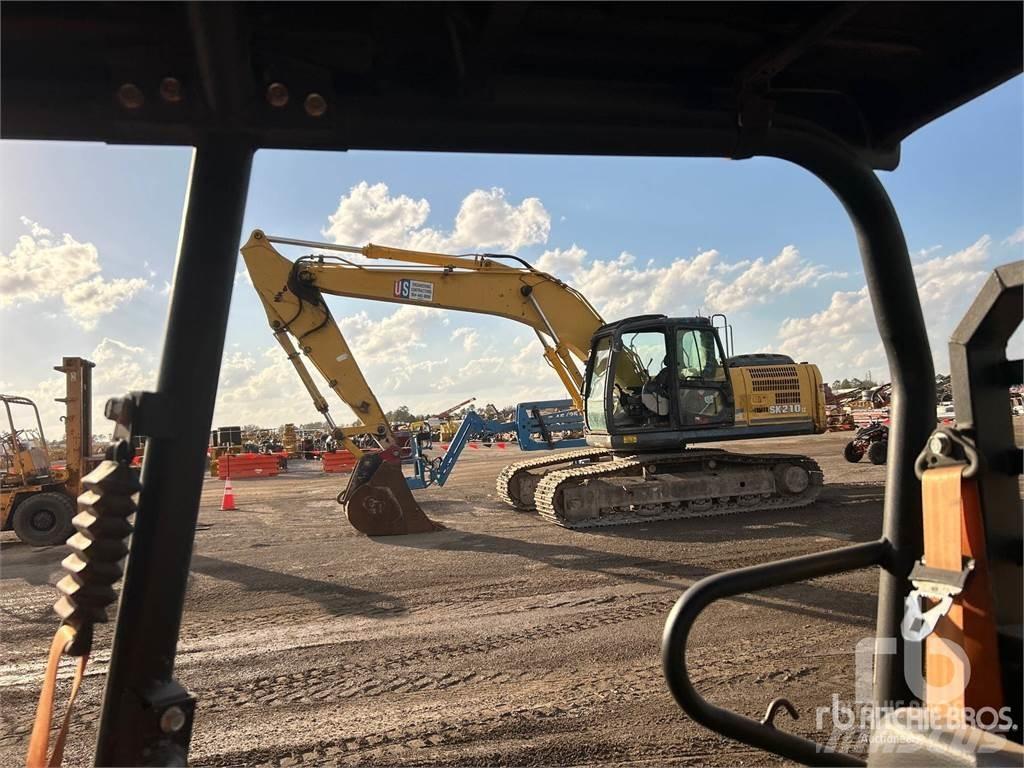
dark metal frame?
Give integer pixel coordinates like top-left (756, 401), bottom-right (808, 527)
top-left (945, 261), bottom-right (1023, 734)
top-left (2, 3), bottom-right (1008, 763)
top-left (661, 148), bottom-right (1023, 764)
top-left (662, 540), bottom-right (887, 766)
top-left (94, 126), bottom-right (936, 767)
top-left (659, 131), bottom-right (939, 764)
top-left (94, 138), bottom-right (253, 764)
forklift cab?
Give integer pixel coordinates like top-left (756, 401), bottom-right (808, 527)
top-left (585, 315), bottom-right (734, 442)
top-left (1, 395), bottom-right (52, 487)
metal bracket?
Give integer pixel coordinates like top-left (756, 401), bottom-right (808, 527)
top-left (137, 680), bottom-right (196, 766)
top-left (900, 558), bottom-right (974, 642)
top-left (105, 391), bottom-right (175, 441)
top-left (914, 426), bottom-right (980, 479)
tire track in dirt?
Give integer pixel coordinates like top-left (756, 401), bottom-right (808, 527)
top-left (199, 664), bottom-right (665, 767)
top-left (0, 591), bottom-right (678, 748)
top-left (196, 591), bottom-right (679, 712)
top-left (196, 648), bottom-right (806, 768)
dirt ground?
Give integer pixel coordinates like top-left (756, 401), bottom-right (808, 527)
top-left (0, 431), bottom-right (932, 767)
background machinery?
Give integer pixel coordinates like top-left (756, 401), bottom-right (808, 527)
top-left (243, 231), bottom-right (827, 533)
top-left (411, 397), bottom-right (477, 443)
top-left (843, 420), bottom-right (890, 465)
top-left (6, 5), bottom-right (1021, 766)
top-left (1, 357), bottom-right (95, 546)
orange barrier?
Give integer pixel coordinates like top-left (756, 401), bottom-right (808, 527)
top-left (322, 450), bottom-right (358, 473)
top-left (218, 453), bottom-right (280, 479)
top-left (437, 441), bottom-right (511, 451)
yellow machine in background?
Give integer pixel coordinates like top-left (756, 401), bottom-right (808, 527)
top-left (1, 357), bottom-right (96, 546)
top-left (243, 231), bottom-right (827, 533)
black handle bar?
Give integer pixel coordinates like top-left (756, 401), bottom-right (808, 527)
top-left (661, 538), bottom-right (889, 767)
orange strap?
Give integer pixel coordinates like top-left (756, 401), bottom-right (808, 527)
top-left (921, 465), bottom-right (1002, 712)
top-left (26, 626), bottom-right (89, 768)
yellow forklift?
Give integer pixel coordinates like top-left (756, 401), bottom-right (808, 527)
top-left (0, 358), bottom-right (95, 546)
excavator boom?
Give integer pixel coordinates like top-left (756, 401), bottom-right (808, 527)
top-left (243, 231), bottom-right (605, 413)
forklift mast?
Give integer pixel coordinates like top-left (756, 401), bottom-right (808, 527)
top-left (53, 357), bottom-right (95, 496)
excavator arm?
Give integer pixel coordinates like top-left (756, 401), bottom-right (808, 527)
top-left (241, 230), bottom-right (604, 413)
top-left (241, 237), bottom-right (395, 461)
top-left (241, 229), bottom-right (604, 536)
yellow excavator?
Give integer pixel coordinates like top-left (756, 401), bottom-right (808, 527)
top-left (243, 230), bottom-right (828, 535)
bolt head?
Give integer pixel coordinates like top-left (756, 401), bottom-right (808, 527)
top-left (266, 82), bottom-right (289, 108)
top-left (159, 77), bottom-right (183, 103)
top-left (159, 705), bottom-right (187, 733)
top-left (304, 92), bottom-right (328, 117)
top-left (117, 83), bottom-right (145, 110)
top-left (929, 432), bottom-right (951, 456)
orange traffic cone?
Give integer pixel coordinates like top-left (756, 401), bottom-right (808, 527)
top-left (220, 477), bottom-right (236, 511)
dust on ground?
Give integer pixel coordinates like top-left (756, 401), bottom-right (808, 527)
top-left (0, 431), bottom-right (909, 766)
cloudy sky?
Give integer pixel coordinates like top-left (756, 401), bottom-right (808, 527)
top-left (2, 78), bottom-right (1021, 437)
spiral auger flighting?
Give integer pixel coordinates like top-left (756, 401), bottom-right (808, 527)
top-left (27, 441), bottom-right (139, 766)
top-left (55, 453), bottom-right (139, 649)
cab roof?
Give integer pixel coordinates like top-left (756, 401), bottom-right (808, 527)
top-left (3, 3), bottom-right (1021, 169)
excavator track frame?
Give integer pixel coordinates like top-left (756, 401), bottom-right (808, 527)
top-left (533, 451), bottom-right (823, 529)
top-left (495, 447), bottom-right (611, 510)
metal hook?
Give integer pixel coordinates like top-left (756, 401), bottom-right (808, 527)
top-left (761, 697), bottom-right (799, 728)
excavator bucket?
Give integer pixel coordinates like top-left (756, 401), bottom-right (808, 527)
top-left (342, 452), bottom-right (442, 535)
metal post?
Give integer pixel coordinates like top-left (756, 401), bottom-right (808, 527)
top-left (768, 133), bottom-right (936, 708)
top-left (94, 136), bottom-right (253, 765)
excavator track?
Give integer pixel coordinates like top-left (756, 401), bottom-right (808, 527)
top-left (496, 447), bottom-right (611, 510)
top-left (533, 451), bottom-right (823, 529)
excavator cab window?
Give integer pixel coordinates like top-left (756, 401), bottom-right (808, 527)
top-left (585, 336), bottom-right (613, 431)
top-left (675, 328), bottom-right (734, 428)
top-left (608, 328), bottom-right (673, 431)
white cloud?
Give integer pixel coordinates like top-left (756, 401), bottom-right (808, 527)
top-left (338, 305), bottom-right (441, 364)
top-left (61, 276), bottom-right (149, 330)
top-left (912, 235), bottom-right (990, 317)
top-left (537, 243), bottom-right (841, 318)
top-left (322, 182), bottom-right (550, 253)
top-left (536, 244), bottom-right (588, 275)
top-left (912, 244), bottom-right (943, 261)
top-left (0, 219), bottom-right (150, 328)
top-left (703, 245), bottom-right (846, 312)
top-left (774, 236), bottom-right (994, 380)
top-left (1003, 226), bottom-right (1024, 247)
top-left (451, 326), bottom-right (480, 352)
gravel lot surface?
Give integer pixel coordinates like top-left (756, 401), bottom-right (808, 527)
top-left (0, 429), bottom-right (982, 766)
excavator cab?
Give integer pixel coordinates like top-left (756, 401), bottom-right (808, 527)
top-left (586, 316), bottom-right (735, 448)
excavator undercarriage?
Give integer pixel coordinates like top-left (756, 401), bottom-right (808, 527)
top-left (499, 449), bottom-right (822, 529)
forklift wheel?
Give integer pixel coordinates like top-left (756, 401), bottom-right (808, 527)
top-left (868, 440), bottom-right (888, 465)
top-left (843, 441), bottom-right (863, 463)
top-left (12, 492), bottom-right (76, 547)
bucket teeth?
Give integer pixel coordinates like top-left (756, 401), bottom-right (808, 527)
top-left (342, 453), bottom-right (442, 535)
